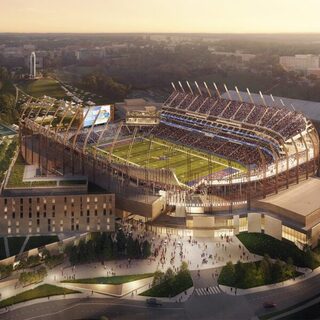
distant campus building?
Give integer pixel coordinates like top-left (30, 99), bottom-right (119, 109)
top-left (280, 54), bottom-right (320, 77)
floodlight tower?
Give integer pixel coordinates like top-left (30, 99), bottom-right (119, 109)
top-left (30, 52), bottom-right (36, 78)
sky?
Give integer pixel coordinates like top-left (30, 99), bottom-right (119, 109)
top-left (1, 0), bottom-right (320, 33)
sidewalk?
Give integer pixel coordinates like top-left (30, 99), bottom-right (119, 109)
top-left (123, 285), bottom-right (194, 303)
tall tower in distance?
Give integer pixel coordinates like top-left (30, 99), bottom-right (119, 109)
top-left (29, 52), bottom-right (36, 78)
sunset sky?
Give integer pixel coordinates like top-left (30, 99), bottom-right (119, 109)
top-left (1, 0), bottom-right (320, 33)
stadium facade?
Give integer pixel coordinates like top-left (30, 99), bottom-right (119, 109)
top-left (3, 82), bottom-right (320, 248)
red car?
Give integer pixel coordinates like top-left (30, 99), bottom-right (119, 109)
top-left (263, 302), bottom-right (277, 309)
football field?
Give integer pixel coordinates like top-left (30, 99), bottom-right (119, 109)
top-left (98, 138), bottom-right (243, 184)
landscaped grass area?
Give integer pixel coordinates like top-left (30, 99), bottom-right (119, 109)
top-left (62, 273), bottom-right (154, 285)
top-left (237, 233), bottom-right (320, 269)
top-left (7, 236), bottom-right (26, 256)
top-left (100, 137), bottom-right (244, 184)
top-left (7, 154), bottom-right (57, 188)
top-left (18, 78), bottom-right (66, 99)
top-left (140, 271), bottom-right (193, 298)
top-left (0, 284), bottom-right (79, 308)
top-left (0, 237), bottom-right (6, 260)
top-left (24, 235), bottom-right (59, 251)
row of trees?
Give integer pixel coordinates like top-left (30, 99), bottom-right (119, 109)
top-left (144, 261), bottom-right (193, 297)
top-left (66, 231), bottom-right (151, 265)
top-left (80, 72), bottom-right (130, 102)
top-left (0, 67), bottom-right (19, 124)
top-left (219, 255), bottom-right (296, 289)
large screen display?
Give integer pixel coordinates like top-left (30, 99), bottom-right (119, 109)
top-left (83, 105), bottom-right (111, 127)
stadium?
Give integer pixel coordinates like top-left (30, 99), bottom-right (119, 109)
top-left (16, 82), bottom-right (320, 247)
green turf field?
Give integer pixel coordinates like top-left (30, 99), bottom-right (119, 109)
top-left (19, 78), bottom-right (66, 99)
top-left (99, 138), bottom-right (243, 184)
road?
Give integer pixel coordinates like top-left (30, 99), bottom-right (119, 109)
top-left (3, 271), bottom-right (320, 320)
top-left (1, 298), bottom-right (186, 320)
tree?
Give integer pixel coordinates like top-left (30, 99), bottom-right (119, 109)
top-left (133, 239), bottom-right (141, 258)
top-left (234, 261), bottom-right (245, 287)
top-left (126, 235), bottom-right (135, 258)
top-left (272, 259), bottom-right (284, 283)
top-left (142, 240), bottom-right (151, 259)
top-left (164, 267), bottom-right (175, 281)
top-left (152, 270), bottom-right (164, 286)
top-left (260, 255), bottom-right (272, 284)
top-left (103, 234), bottom-right (114, 260)
top-left (116, 229), bottom-right (126, 254)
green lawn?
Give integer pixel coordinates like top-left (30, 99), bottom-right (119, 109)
top-left (62, 273), bottom-right (154, 285)
top-left (140, 272), bottom-right (193, 298)
top-left (101, 137), bottom-right (243, 184)
top-left (24, 235), bottom-right (59, 251)
top-left (0, 284), bottom-right (79, 308)
top-left (0, 237), bottom-right (6, 260)
top-left (237, 233), bottom-right (320, 269)
top-left (19, 78), bottom-right (66, 99)
top-left (7, 236), bottom-right (26, 256)
top-left (7, 154), bottom-right (57, 188)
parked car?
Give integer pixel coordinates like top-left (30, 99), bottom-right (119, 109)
top-left (263, 302), bottom-right (276, 309)
top-left (146, 298), bottom-right (162, 307)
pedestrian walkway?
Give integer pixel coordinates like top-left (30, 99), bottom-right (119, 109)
top-left (195, 286), bottom-right (222, 296)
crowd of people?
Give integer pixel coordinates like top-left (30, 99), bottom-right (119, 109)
top-left (151, 122), bottom-right (271, 165)
top-left (165, 91), bottom-right (306, 140)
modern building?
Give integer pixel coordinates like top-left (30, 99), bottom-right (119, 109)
top-left (0, 192), bottom-right (115, 236)
top-left (29, 52), bottom-right (36, 78)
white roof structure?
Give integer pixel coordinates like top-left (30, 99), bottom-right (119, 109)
top-left (222, 90), bottom-right (320, 121)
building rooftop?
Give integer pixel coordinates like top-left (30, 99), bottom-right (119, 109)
top-left (256, 177), bottom-right (320, 229)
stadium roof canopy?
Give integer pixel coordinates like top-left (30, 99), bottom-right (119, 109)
top-left (222, 90), bottom-right (320, 122)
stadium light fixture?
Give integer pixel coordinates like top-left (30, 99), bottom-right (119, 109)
top-left (171, 82), bottom-right (177, 91)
